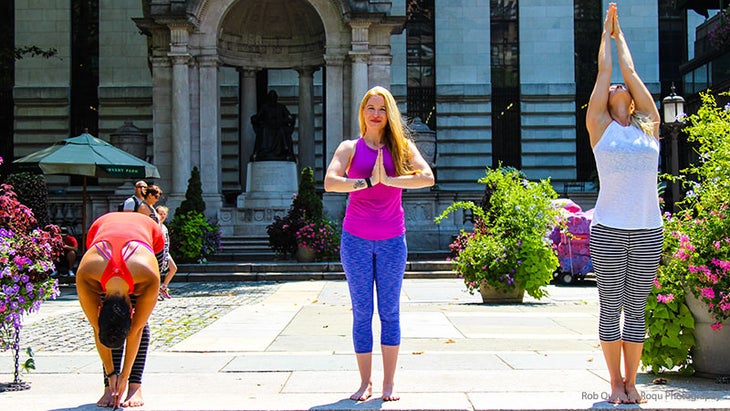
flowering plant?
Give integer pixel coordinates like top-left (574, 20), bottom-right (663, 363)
top-left (295, 218), bottom-right (341, 261)
top-left (436, 167), bottom-right (560, 299)
top-left (664, 92), bottom-right (730, 327)
top-left (643, 91), bottom-right (730, 373)
top-left (267, 167), bottom-right (325, 258)
top-left (0, 157), bottom-right (63, 351)
top-left (708, 9), bottom-right (730, 50)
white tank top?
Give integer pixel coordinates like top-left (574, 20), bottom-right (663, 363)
top-left (592, 121), bottom-right (662, 229)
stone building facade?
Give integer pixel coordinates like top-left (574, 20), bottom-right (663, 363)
top-left (8, 0), bottom-right (703, 252)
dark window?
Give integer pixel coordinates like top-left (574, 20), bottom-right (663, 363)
top-left (658, 0), bottom-right (686, 98)
top-left (406, 0), bottom-right (436, 130)
top-left (573, 0), bottom-right (601, 181)
top-left (0, 0), bottom-right (14, 168)
top-left (71, 0), bottom-right (99, 136)
top-left (658, 0), bottom-right (688, 203)
top-left (491, 0), bottom-right (520, 169)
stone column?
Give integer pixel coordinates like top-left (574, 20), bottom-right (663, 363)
top-left (170, 54), bottom-right (191, 197)
top-left (151, 56), bottom-right (173, 193)
top-left (324, 54), bottom-right (345, 163)
top-left (369, 54), bottom-right (392, 90)
top-left (198, 55), bottom-right (223, 214)
top-left (349, 20), bottom-right (371, 138)
top-left (168, 23), bottom-right (192, 199)
top-left (297, 67), bottom-right (317, 172)
top-left (322, 54), bottom-right (347, 226)
top-left (239, 69), bottom-right (258, 190)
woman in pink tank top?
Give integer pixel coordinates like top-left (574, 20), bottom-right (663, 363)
top-left (77, 212), bottom-right (164, 408)
top-left (325, 86), bottom-right (434, 402)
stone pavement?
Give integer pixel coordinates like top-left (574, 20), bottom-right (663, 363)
top-left (1, 278), bottom-right (729, 411)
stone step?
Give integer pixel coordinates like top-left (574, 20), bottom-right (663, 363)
top-left (178, 259), bottom-right (453, 274)
top-left (174, 270), bottom-right (457, 282)
top-left (173, 259), bottom-right (455, 282)
top-left (213, 235), bottom-right (450, 263)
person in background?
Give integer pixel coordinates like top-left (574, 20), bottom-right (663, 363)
top-left (76, 212), bottom-right (165, 409)
top-left (58, 227), bottom-right (79, 276)
top-left (137, 185), bottom-right (162, 223)
top-left (120, 181), bottom-right (147, 212)
top-left (586, 3), bottom-right (663, 405)
top-left (324, 86), bottom-right (434, 402)
top-left (156, 205), bottom-right (178, 299)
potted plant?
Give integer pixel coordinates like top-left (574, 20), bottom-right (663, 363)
top-left (435, 167), bottom-right (561, 302)
top-left (294, 218), bottom-right (341, 262)
top-left (643, 91), bottom-right (730, 377)
top-left (0, 157), bottom-right (63, 390)
top-left (267, 167), bottom-right (336, 260)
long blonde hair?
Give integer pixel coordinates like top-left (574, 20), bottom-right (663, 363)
top-left (358, 86), bottom-right (418, 176)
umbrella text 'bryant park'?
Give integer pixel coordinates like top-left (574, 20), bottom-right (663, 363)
top-left (13, 132), bottom-right (160, 243)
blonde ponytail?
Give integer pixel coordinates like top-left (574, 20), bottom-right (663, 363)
top-left (630, 111), bottom-right (657, 139)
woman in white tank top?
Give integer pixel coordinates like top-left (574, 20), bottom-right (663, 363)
top-left (585, 3), bottom-right (663, 405)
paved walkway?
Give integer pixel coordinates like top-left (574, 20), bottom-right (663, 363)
top-left (1, 279), bottom-right (728, 411)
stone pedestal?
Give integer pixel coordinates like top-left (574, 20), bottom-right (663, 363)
top-left (219, 161), bottom-right (297, 237)
top-left (241, 161), bottom-right (297, 197)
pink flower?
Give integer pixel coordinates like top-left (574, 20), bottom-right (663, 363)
top-left (656, 293), bottom-right (675, 304)
top-left (674, 249), bottom-right (690, 260)
top-left (711, 322), bottom-right (723, 331)
top-left (701, 288), bottom-right (716, 299)
top-left (712, 258), bottom-right (730, 271)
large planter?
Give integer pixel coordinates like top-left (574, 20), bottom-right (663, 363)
top-left (685, 291), bottom-right (730, 378)
top-left (478, 284), bottom-right (525, 304)
top-left (295, 246), bottom-right (316, 262)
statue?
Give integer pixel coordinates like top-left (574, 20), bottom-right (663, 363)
top-left (251, 90), bottom-right (296, 161)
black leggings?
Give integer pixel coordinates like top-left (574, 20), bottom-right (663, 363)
top-left (103, 324), bottom-right (150, 386)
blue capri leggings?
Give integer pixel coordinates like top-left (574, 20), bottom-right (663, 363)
top-left (340, 231), bottom-right (407, 354)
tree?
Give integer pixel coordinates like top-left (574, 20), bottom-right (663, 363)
top-left (176, 166), bottom-right (205, 215)
top-left (168, 166), bottom-right (220, 263)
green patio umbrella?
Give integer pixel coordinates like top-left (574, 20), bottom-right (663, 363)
top-left (13, 132), bottom-right (160, 243)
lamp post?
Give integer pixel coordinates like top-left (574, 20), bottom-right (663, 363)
top-left (661, 84), bottom-right (685, 211)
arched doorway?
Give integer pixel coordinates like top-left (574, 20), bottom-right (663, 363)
top-left (218, 0), bottom-right (325, 188)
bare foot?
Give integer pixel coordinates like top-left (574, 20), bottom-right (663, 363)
top-left (625, 385), bottom-right (646, 404)
top-left (382, 383), bottom-right (400, 401)
top-left (350, 381), bottom-right (372, 401)
top-left (607, 382), bottom-right (628, 404)
top-left (121, 383), bottom-right (144, 407)
top-left (96, 387), bottom-right (114, 407)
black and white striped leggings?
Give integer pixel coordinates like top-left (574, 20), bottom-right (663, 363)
top-left (103, 295), bottom-right (150, 386)
top-left (589, 224), bottom-right (663, 343)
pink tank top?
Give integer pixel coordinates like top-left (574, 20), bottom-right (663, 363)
top-left (343, 138), bottom-right (404, 240)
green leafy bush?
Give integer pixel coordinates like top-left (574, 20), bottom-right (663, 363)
top-left (169, 166), bottom-right (221, 263)
top-left (435, 167), bottom-right (560, 299)
top-left (168, 211), bottom-right (220, 263)
top-left (643, 265), bottom-right (695, 374)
